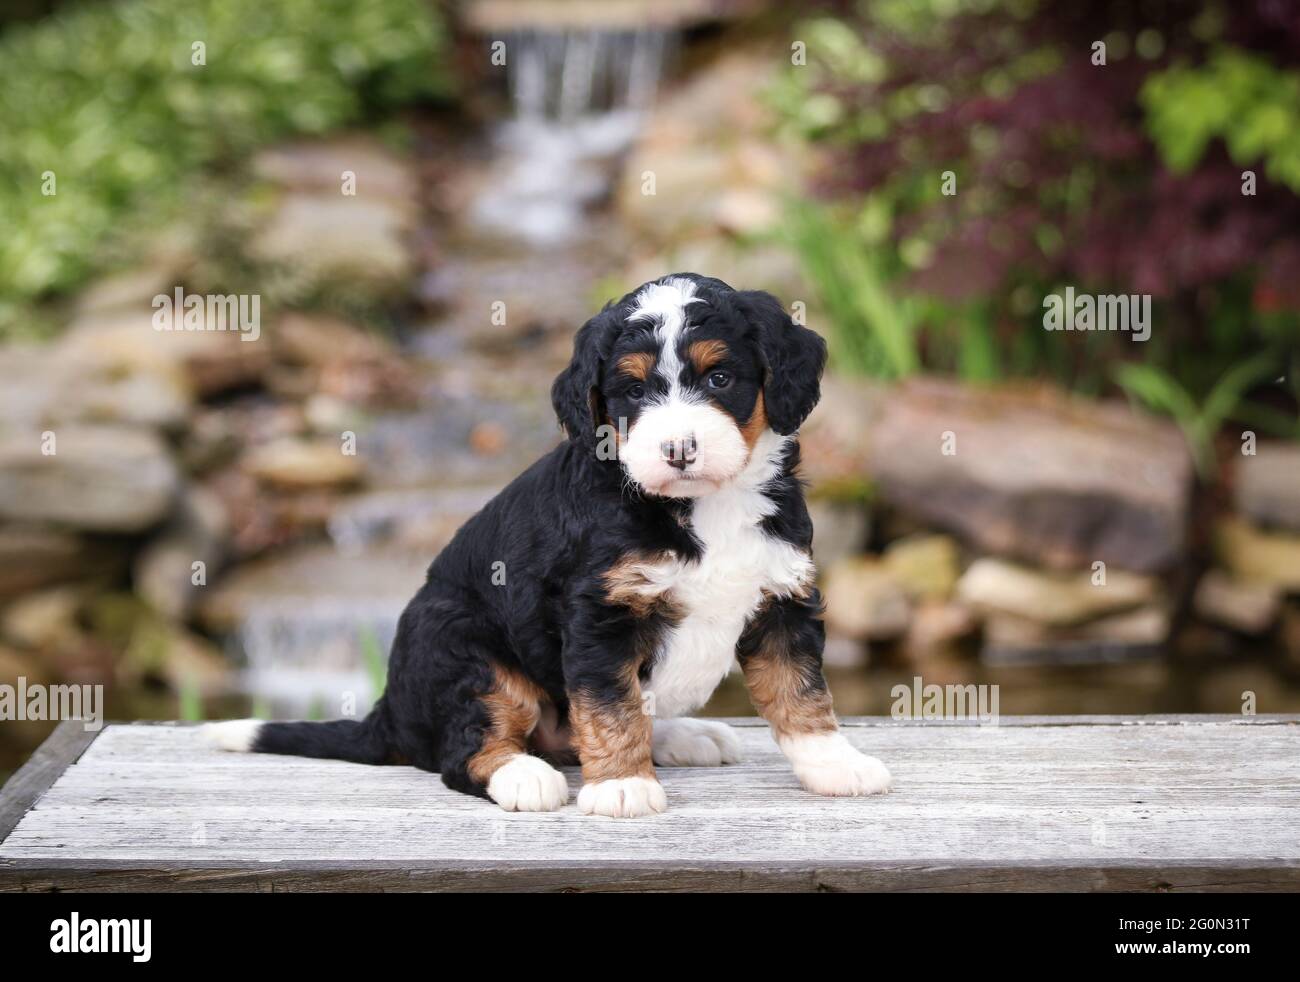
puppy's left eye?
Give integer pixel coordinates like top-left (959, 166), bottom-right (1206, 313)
top-left (707, 371), bottom-right (733, 390)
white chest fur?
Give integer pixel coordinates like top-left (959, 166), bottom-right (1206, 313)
top-left (643, 434), bottom-right (814, 719)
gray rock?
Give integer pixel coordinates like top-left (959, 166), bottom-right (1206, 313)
top-left (250, 192), bottom-right (415, 290)
top-left (134, 487), bottom-right (230, 621)
top-left (798, 374), bottom-right (887, 490)
top-left (808, 499), bottom-right (869, 572)
top-left (0, 343), bottom-right (190, 432)
top-left (197, 543), bottom-right (429, 633)
top-left (1215, 517), bottom-right (1300, 591)
top-left (957, 557), bottom-right (1160, 626)
top-left (241, 438), bottom-right (364, 491)
top-left (882, 534), bottom-right (961, 600)
top-left (821, 557), bottom-right (911, 641)
top-left (0, 425), bottom-right (179, 532)
top-left (253, 137), bottom-right (417, 203)
top-left (1236, 442), bottom-right (1300, 533)
top-left (1192, 569), bottom-right (1282, 635)
top-left (982, 604), bottom-right (1171, 666)
top-left (0, 525), bottom-right (126, 599)
top-left (867, 378), bottom-right (1194, 572)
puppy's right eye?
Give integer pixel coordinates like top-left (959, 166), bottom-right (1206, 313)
top-left (627, 383), bottom-right (645, 400)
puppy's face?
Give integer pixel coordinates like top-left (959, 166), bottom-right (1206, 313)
top-left (552, 274), bottom-right (828, 499)
top-left (604, 280), bottom-right (762, 497)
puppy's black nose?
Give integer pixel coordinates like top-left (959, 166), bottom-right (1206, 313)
top-left (660, 434), bottom-right (698, 470)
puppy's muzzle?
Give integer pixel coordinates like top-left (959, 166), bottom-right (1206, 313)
top-left (659, 433), bottom-right (698, 471)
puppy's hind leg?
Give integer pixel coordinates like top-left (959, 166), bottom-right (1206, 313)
top-left (652, 718), bottom-right (743, 766)
top-left (441, 662), bottom-right (570, 813)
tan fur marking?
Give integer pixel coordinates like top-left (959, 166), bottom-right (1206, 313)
top-left (603, 552), bottom-right (683, 619)
top-left (467, 664), bottom-right (549, 785)
top-left (742, 634), bottom-right (837, 741)
top-left (688, 338), bottom-right (729, 374)
top-left (741, 390), bottom-right (768, 451)
top-left (568, 663), bottom-right (656, 782)
top-left (618, 351), bottom-right (656, 381)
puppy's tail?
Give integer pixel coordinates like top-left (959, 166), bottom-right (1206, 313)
top-left (203, 702), bottom-right (392, 765)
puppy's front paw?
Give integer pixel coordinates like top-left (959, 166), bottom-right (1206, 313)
top-left (781, 732), bottom-right (893, 797)
top-left (577, 776), bottom-right (668, 818)
top-left (487, 754), bottom-right (569, 812)
top-left (653, 718), bottom-right (743, 767)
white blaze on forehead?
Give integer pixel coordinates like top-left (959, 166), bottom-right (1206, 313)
top-left (628, 277), bottom-right (703, 397)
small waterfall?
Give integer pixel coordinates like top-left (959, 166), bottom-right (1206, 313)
top-left (471, 28), bottom-right (676, 244)
top-left (235, 598), bottom-right (403, 717)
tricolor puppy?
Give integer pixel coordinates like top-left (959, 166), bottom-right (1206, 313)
top-left (206, 273), bottom-right (892, 817)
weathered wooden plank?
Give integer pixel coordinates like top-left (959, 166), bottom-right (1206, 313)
top-left (1, 717), bottom-right (1297, 892)
top-left (0, 720), bottom-right (98, 843)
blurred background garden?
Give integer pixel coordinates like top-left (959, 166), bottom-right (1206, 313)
top-left (1, 0), bottom-right (1298, 779)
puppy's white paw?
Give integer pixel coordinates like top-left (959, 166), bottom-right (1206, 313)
top-left (653, 718), bottom-right (743, 767)
top-left (577, 776), bottom-right (668, 818)
top-left (487, 754), bottom-right (569, 812)
top-left (780, 732), bottom-right (893, 797)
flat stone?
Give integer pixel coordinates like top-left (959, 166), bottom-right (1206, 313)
top-left (0, 526), bottom-right (126, 599)
top-left (798, 374), bottom-right (887, 490)
top-left (957, 557), bottom-right (1160, 627)
top-left (0, 425), bottom-right (179, 533)
top-left (1236, 442), bottom-right (1300, 533)
top-left (1193, 569), bottom-right (1282, 635)
top-left (253, 137), bottom-right (418, 203)
top-left (1215, 517), bottom-right (1300, 591)
top-left (58, 311), bottom-right (269, 399)
top-left (250, 193), bottom-right (415, 291)
top-left (882, 534), bottom-right (960, 600)
top-left (982, 605), bottom-right (1171, 665)
top-left (808, 499), bottom-right (869, 572)
top-left (821, 557), bottom-right (911, 641)
top-left (242, 439), bottom-right (364, 491)
top-left (0, 343), bottom-right (190, 432)
top-left (0, 585), bottom-right (87, 651)
top-left (134, 487), bottom-right (230, 621)
top-left (866, 378), bottom-right (1194, 572)
top-left (197, 543), bottom-right (429, 633)
top-left (901, 600), bottom-right (978, 661)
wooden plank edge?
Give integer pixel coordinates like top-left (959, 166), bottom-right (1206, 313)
top-left (0, 721), bottom-right (100, 845)
top-left (1, 858), bottom-right (1296, 893)
top-left (99, 714), bottom-right (1300, 731)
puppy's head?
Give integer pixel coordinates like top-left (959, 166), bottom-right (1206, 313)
top-left (552, 273), bottom-right (827, 498)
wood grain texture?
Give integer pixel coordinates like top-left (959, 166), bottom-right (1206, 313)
top-left (0, 720), bottom-right (97, 843)
top-left (1, 716), bottom-right (1297, 892)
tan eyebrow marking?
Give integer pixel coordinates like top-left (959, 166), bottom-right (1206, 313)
top-left (688, 339), bottom-right (729, 374)
top-left (618, 352), bottom-right (656, 381)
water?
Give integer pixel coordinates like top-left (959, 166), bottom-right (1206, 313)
top-left (471, 29), bottom-right (675, 244)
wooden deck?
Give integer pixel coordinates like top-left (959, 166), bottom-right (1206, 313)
top-left (1, 716), bottom-right (1297, 892)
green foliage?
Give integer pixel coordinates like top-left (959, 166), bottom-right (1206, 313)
top-left (1115, 353), bottom-right (1282, 475)
top-left (358, 626), bottom-right (387, 700)
top-left (0, 0), bottom-right (451, 319)
top-left (178, 675), bottom-right (204, 723)
top-left (770, 0), bottom-right (1299, 451)
top-left (786, 201), bottom-right (920, 378)
top-left (1143, 48), bottom-right (1300, 191)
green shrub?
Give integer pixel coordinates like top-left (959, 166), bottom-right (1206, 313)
top-left (0, 0), bottom-right (452, 327)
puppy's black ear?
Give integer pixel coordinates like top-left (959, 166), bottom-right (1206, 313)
top-left (552, 307), bottom-right (618, 445)
top-left (738, 290), bottom-right (828, 435)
